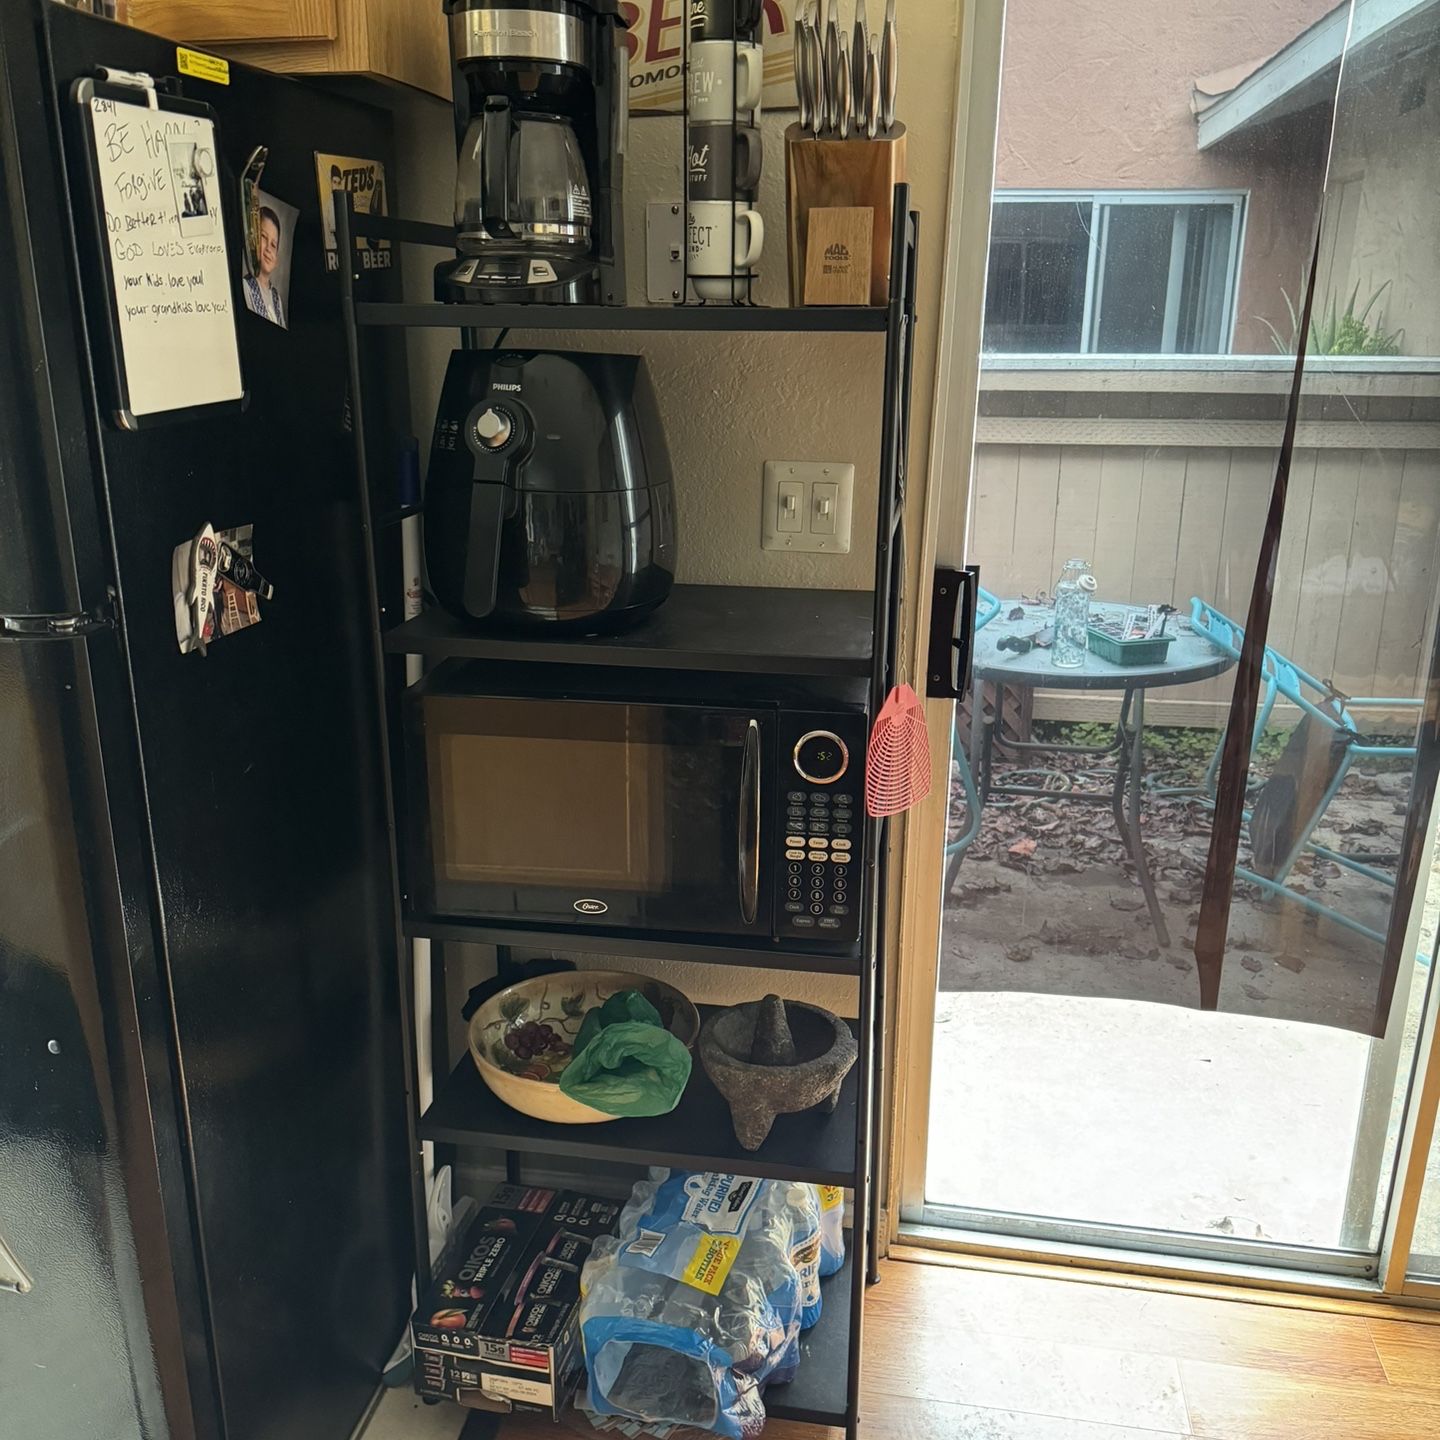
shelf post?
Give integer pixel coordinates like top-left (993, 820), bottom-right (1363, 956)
top-left (336, 191), bottom-right (433, 1294)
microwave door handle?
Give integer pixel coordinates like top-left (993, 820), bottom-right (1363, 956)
top-left (738, 719), bottom-right (761, 926)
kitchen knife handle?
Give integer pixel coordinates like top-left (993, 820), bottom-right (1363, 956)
top-left (880, 18), bottom-right (897, 131)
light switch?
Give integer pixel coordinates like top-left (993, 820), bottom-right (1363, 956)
top-left (812, 482), bottom-right (838, 536)
top-left (761, 462), bottom-right (856, 553)
top-left (777, 479), bottom-right (804, 533)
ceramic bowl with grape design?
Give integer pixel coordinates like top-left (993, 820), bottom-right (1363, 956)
top-left (466, 970), bottom-right (700, 1124)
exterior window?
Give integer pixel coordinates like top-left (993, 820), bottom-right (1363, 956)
top-left (984, 192), bottom-right (1245, 355)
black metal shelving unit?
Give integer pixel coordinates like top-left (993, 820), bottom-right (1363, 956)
top-left (337, 188), bottom-right (918, 1440)
top-left (382, 583), bottom-right (876, 676)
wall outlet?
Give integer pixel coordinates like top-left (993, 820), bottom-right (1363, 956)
top-left (762, 461), bottom-right (855, 553)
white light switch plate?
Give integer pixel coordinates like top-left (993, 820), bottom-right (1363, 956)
top-left (762, 461), bottom-right (855, 553)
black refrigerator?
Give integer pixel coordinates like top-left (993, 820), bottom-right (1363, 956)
top-left (0, 6), bottom-right (415, 1440)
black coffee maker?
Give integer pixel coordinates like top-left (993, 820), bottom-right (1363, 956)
top-left (438, 0), bottom-right (629, 304)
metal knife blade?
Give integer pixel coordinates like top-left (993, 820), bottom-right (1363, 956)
top-left (836, 28), bottom-right (852, 139)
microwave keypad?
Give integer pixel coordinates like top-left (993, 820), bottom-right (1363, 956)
top-left (782, 789), bottom-right (856, 934)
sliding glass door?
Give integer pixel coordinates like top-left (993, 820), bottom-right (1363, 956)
top-left (896, 0), bottom-right (1440, 1287)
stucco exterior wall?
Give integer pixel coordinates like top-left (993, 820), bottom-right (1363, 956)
top-left (1322, 40), bottom-right (1440, 357)
top-left (993, 0), bottom-right (1336, 352)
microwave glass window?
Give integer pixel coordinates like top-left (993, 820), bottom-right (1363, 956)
top-left (417, 693), bottom-right (758, 929)
top-left (425, 698), bottom-right (740, 896)
top-left (434, 704), bottom-right (664, 889)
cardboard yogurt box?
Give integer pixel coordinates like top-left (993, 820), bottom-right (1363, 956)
top-left (412, 1184), bottom-right (621, 1419)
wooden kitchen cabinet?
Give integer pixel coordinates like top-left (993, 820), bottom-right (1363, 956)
top-left (127, 0), bottom-right (450, 99)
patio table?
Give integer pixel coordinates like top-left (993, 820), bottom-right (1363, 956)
top-left (971, 600), bottom-right (1235, 947)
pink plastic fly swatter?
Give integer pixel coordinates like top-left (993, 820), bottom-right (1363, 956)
top-left (864, 684), bottom-right (933, 817)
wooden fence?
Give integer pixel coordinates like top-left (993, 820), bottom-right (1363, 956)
top-left (967, 365), bottom-right (1440, 728)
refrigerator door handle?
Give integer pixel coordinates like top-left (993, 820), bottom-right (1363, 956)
top-left (1, 603), bottom-right (114, 639)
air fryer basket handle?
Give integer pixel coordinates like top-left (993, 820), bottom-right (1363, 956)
top-left (462, 483), bottom-right (507, 619)
top-left (481, 96), bottom-right (513, 238)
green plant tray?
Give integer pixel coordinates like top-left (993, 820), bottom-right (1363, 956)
top-left (1086, 627), bottom-right (1176, 666)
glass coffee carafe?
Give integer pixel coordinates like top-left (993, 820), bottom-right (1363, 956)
top-left (456, 97), bottom-right (592, 261)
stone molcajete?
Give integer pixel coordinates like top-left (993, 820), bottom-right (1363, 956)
top-left (699, 995), bottom-right (858, 1150)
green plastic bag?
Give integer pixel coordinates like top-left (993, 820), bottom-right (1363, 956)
top-left (559, 991), bottom-right (692, 1117)
top-left (573, 989), bottom-right (663, 1053)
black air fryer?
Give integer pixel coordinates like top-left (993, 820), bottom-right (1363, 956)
top-left (424, 350), bottom-right (677, 632)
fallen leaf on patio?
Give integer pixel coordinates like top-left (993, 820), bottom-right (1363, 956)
top-left (1240, 955), bottom-right (1262, 973)
top-left (1005, 945), bottom-right (1034, 964)
top-left (961, 875), bottom-right (1012, 895)
top-left (1242, 983), bottom-right (1267, 1001)
top-left (1116, 941), bottom-right (1158, 961)
top-left (1167, 954), bottom-right (1191, 971)
top-left (1275, 952), bottom-right (1306, 974)
top-left (1007, 837), bottom-right (1037, 859)
top-left (1108, 894), bottom-right (1144, 912)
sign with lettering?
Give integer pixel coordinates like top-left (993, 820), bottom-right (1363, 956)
top-left (84, 90), bottom-right (243, 422)
top-left (315, 153), bottom-right (391, 273)
top-left (622, 0), bottom-right (798, 114)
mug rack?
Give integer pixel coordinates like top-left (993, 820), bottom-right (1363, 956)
top-left (681, 0), bottom-right (764, 304)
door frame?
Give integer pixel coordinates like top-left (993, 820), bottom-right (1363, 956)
top-left (885, 0), bottom-right (1440, 1300)
top-left (887, 0), bottom-right (1005, 1239)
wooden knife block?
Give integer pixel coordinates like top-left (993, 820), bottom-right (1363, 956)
top-left (786, 123), bottom-right (908, 306)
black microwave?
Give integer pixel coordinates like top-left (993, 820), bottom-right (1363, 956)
top-left (403, 662), bottom-right (869, 948)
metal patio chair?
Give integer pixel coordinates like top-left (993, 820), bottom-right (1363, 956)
top-left (1187, 597), bottom-right (1423, 950)
top-left (944, 586), bottom-right (1002, 894)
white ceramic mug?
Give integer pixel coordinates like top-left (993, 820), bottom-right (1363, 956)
top-left (688, 40), bottom-right (763, 121)
top-left (687, 200), bottom-right (764, 299)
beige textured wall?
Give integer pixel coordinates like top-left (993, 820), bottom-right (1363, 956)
top-left (1324, 42), bottom-right (1440, 358)
top-left (993, 0), bottom-right (1335, 352)
top-left (390, 0), bottom-right (961, 1022)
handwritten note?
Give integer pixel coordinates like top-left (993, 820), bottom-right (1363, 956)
top-left (88, 94), bottom-right (243, 419)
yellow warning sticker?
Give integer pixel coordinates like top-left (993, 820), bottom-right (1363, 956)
top-left (817, 1185), bottom-right (843, 1211)
top-left (681, 1235), bottom-right (741, 1295)
top-left (177, 47), bottom-right (230, 85)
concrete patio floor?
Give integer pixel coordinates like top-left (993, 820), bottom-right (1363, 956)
top-left (926, 866), bottom-right (1440, 1262)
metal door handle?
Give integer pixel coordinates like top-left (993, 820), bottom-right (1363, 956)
top-left (926, 565), bottom-right (979, 698)
top-left (738, 719), bottom-right (761, 926)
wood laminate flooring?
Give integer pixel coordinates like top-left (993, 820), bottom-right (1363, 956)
top-left (366, 1254), bottom-right (1440, 1440)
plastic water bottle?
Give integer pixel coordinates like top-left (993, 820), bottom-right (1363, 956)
top-left (1052, 559), bottom-right (1096, 669)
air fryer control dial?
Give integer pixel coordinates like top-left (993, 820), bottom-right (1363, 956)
top-left (473, 406), bottom-right (512, 449)
top-left (794, 730), bottom-right (849, 785)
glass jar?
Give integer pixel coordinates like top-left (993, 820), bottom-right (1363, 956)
top-left (1053, 558), bottom-right (1097, 668)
